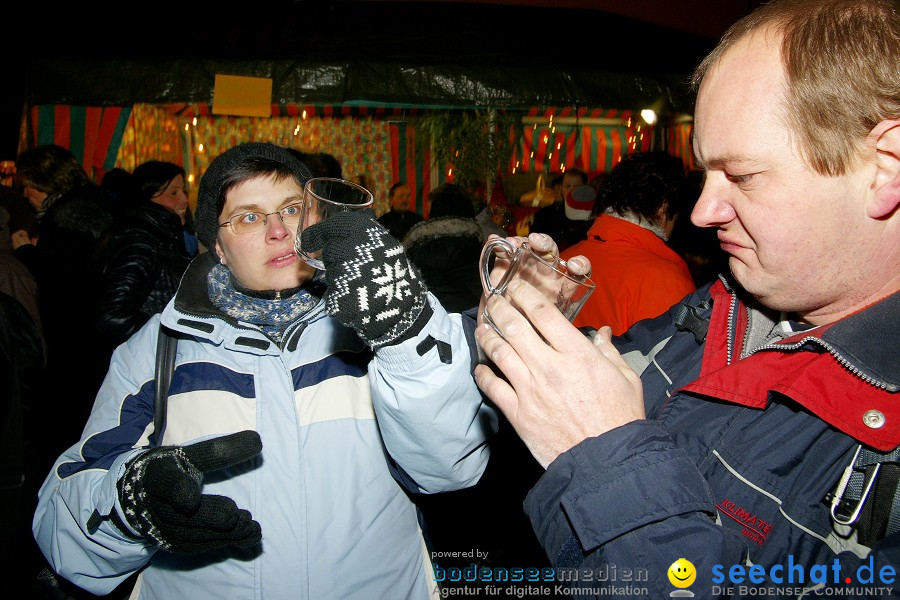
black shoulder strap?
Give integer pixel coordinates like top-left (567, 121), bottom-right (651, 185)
top-left (153, 325), bottom-right (178, 447)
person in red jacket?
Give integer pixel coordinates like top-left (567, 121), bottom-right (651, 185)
top-left (561, 152), bottom-right (695, 335)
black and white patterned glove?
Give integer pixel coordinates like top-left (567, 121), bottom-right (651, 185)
top-left (300, 209), bottom-right (432, 347)
top-left (113, 430), bottom-right (263, 554)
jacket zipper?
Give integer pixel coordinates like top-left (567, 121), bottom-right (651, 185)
top-left (726, 291), bottom-right (738, 365)
top-left (726, 288), bottom-right (891, 390)
top-left (745, 336), bottom-right (893, 391)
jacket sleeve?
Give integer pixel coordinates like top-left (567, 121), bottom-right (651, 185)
top-left (32, 318), bottom-right (161, 595)
top-left (524, 420), bottom-right (749, 597)
top-left (368, 293), bottom-right (498, 493)
top-left (94, 227), bottom-right (160, 347)
top-left (526, 422), bottom-right (900, 599)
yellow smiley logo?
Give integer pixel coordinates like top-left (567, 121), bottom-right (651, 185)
top-left (668, 558), bottom-right (697, 588)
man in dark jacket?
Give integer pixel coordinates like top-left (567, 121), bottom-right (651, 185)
top-left (473, 0), bottom-right (900, 597)
top-left (377, 182), bottom-right (423, 242)
top-left (529, 168), bottom-right (588, 251)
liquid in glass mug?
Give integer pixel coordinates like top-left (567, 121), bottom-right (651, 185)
top-left (294, 177), bottom-right (374, 270)
top-left (479, 238), bottom-right (595, 336)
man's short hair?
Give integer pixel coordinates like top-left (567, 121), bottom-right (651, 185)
top-left (562, 169), bottom-right (587, 185)
top-left (16, 144), bottom-right (88, 195)
top-left (389, 183), bottom-right (409, 199)
top-left (692, 0), bottom-right (900, 176)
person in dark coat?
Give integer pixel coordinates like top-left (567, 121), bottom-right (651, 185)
top-left (378, 183), bottom-right (423, 242)
top-left (403, 183), bottom-right (483, 313)
top-left (13, 144), bottom-right (118, 457)
top-left (0, 290), bottom-right (47, 600)
top-left (95, 161), bottom-right (193, 351)
top-left (0, 199), bottom-right (41, 329)
top-left (529, 168), bottom-right (592, 251)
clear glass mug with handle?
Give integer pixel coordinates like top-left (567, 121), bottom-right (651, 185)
top-left (294, 177), bottom-right (375, 270)
top-left (479, 238), bottom-right (595, 336)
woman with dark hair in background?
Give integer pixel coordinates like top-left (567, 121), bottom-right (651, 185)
top-left (95, 161), bottom-right (194, 351)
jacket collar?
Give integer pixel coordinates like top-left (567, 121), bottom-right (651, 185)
top-left (403, 216), bottom-right (482, 248)
top-left (172, 251), bottom-right (221, 320)
top-left (163, 252), bottom-right (328, 353)
top-left (686, 280), bottom-right (900, 449)
top-left (586, 214), bottom-right (682, 264)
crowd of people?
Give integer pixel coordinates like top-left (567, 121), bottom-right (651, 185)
top-left (1, 0), bottom-right (897, 597)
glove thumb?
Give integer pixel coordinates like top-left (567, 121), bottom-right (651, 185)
top-left (181, 430), bottom-right (263, 474)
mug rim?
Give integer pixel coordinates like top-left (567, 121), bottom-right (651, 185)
top-left (304, 177), bottom-right (374, 207)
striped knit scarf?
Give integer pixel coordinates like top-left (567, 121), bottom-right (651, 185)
top-left (207, 263), bottom-right (325, 345)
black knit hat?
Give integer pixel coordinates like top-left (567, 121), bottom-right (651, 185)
top-left (195, 142), bottom-right (313, 254)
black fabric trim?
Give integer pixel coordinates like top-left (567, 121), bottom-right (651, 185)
top-left (176, 318), bottom-right (214, 333)
top-left (460, 308), bottom-right (480, 374)
top-left (416, 335), bottom-right (452, 365)
top-left (673, 299), bottom-right (712, 344)
top-left (285, 321), bottom-right (309, 352)
top-left (236, 336), bottom-right (271, 350)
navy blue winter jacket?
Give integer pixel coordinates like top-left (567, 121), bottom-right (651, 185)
top-left (525, 277), bottom-right (899, 598)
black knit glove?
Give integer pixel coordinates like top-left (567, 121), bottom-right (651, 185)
top-left (299, 209), bottom-right (432, 347)
top-left (114, 430), bottom-right (263, 554)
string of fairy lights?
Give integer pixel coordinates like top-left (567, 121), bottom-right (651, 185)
top-left (511, 108), bottom-right (658, 176)
top-left (179, 106), bottom-right (661, 186)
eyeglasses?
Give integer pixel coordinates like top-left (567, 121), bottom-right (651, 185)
top-left (219, 203), bottom-right (303, 235)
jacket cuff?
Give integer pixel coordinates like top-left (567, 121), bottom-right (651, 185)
top-left (374, 300), bottom-right (433, 348)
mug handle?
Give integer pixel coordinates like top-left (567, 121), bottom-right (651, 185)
top-left (479, 237), bottom-right (518, 296)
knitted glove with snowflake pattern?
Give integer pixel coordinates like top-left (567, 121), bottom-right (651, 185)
top-left (299, 209), bottom-right (432, 348)
top-left (114, 430), bottom-right (263, 554)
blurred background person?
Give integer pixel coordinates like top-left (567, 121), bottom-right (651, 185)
top-left (529, 168), bottom-right (589, 251)
top-left (561, 151), bottom-right (695, 335)
top-left (403, 182), bottom-right (483, 313)
top-left (12, 144), bottom-right (117, 459)
top-left (100, 167), bottom-right (142, 206)
top-left (377, 182), bottom-right (423, 241)
top-left (556, 182), bottom-right (599, 250)
top-left (349, 172), bottom-right (371, 190)
top-left (95, 161), bottom-right (194, 353)
top-left (286, 149), bottom-right (343, 179)
top-left (0, 289), bottom-right (47, 600)
top-left (0, 190), bottom-right (40, 329)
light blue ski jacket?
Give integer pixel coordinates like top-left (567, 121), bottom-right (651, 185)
top-left (33, 254), bottom-right (495, 599)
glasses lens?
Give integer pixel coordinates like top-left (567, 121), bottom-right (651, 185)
top-left (231, 212), bottom-right (264, 234)
top-left (280, 204), bottom-right (303, 224)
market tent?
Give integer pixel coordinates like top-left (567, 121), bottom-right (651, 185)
top-left (14, 1), bottom-right (733, 212)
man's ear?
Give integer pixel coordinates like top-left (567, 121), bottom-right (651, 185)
top-left (868, 118), bottom-right (900, 219)
top-left (215, 239), bottom-right (227, 266)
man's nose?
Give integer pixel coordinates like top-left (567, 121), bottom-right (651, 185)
top-left (691, 175), bottom-right (736, 228)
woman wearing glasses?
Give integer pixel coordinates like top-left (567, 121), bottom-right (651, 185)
top-left (33, 143), bottom-right (496, 599)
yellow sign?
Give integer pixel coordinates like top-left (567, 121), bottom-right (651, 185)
top-left (212, 75), bottom-right (273, 118)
